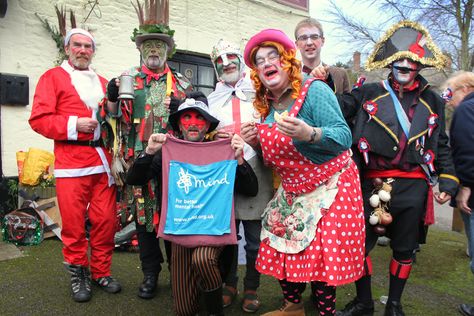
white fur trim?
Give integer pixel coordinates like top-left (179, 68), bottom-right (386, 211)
top-left (95, 147), bottom-right (115, 186)
top-left (68, 116), bottom-right (78, 140)
top-left (54, 166), bottom-right (106, 178)
top-left (64, 28), bottom-right (96, 51)
top-left (91, 109), bottom-right (100, 140)
top-left (61, 61), bottom-right (104, 111)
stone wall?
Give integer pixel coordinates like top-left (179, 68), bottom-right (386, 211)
top-left (0, 0), bottom-right (308, 176)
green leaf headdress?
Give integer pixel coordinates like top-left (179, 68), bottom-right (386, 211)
top-left (130, 0), bottom-right (176, 57)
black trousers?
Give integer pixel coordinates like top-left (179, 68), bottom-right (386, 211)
top-left (362, 177), bottom-right (428, 254)
top-left (136, 222), bottom-right (171, 275)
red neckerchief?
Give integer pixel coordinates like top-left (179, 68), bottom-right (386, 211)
top-left (391, 77), bottom-right (420, 92)
top-left (141, 64), bottom-right (170, 85)
top-left (302, 65), bottom-right (312, 75)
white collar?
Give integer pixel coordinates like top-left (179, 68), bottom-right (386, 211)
top-left (208, 76), bottom-right (254, 109)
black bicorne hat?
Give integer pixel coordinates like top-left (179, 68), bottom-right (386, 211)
top-left (366, 20), bottom-right (447, 70)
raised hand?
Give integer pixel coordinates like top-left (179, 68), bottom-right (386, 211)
top-left (145, 133), bottom-right (167, 155)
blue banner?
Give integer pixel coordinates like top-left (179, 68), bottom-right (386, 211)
top-left (164, 159), bottom-right (237, 235)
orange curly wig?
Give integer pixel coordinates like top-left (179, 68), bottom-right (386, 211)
top-left (248, 41), bottom-right (302, 119)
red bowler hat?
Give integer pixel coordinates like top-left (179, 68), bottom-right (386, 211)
top-left (244, 29), bottom-right (296, 68)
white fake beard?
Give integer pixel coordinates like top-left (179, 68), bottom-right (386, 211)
top-left (70, 69), bottom-right (103, 110)
top-left (220, 70), bottom-right (241, 85)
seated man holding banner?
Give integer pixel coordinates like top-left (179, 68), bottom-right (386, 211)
top-left (126, 91), bottom-right (258, 316)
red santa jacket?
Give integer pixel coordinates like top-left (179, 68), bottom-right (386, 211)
top-left (29, 62), bottom-right (114, 185)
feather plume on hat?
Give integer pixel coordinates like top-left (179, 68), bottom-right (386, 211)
top-left (131, 0), bottom-right (175, 56)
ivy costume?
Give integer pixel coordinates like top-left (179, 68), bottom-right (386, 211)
top-left (117, 64), bottom-right (191, 231)
top-left (110, 0), bottom-right (192, 299)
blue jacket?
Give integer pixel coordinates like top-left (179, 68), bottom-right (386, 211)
top-left (450, 92), bottom-right (474, 207)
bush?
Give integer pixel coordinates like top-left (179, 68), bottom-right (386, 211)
top-left (0, 176), bottom-right (18, 218)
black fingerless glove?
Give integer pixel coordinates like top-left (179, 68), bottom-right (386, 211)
top-left (107, 78), bottom-right (119, 102)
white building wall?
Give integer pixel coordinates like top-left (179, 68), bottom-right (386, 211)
top-left (0, 0), bottom-right (308, 176)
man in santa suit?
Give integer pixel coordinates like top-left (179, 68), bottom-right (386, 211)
top-left (29, 28), bottom-right (121, 303)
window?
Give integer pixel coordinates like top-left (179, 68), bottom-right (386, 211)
top-left (169, 52), bottom-right (216, 96)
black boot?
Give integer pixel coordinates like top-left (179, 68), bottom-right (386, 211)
top-left (94, 275), bottom-right (122, 293)
top-left (384, 301), bottom-right (405, 316)
top-left (336, 297), bottom-right (374, 316)
top-left (138, 274), bottom-right (158, 299)
top-left (459, 303), bottom-right (474, 316)
top-left (64, 263), bottom-right (91, 303)
top-left (204, 287), bottom-right (224, 316)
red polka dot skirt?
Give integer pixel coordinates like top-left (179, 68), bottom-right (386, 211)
top-left (256, 162), bottom-right (366, 286)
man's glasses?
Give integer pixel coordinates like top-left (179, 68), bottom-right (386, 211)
top-left (297, 34), bottom-right (322, 42)
top-left (255, 52), bottom-right (280, 68)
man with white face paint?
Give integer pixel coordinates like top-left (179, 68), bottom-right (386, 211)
top-left (327, 21), bottom-right (459, 316)
top-left (106, 0), bottom-right (192, 300)
top-left (391, 58), bottom-right (421, 92)
top-left (207, 40), bottom-right (273, 313)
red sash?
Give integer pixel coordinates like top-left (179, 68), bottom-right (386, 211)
top-left (365, 168), bottom-right (434, 225)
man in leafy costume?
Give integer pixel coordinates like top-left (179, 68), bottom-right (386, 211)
top-left (106, 0), bottom-right (191, 300)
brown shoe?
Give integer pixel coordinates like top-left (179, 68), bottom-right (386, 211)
top-left (242, 290), bottom-right (260, 313)
top-left (222, 285), bottom-right (238, 308)
top-left (261, 299), bottom-right (305, 316)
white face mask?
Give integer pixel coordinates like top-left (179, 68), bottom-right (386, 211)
top-left (392, 59), bottom-right (420, 85)
top-left (214, 53), bottom-right (242, 84)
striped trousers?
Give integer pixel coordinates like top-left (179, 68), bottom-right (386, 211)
top-left (171, 244), bottom-right (223, 316)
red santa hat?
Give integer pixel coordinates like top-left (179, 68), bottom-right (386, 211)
top-left (64, 28), bottom-right (96, 51)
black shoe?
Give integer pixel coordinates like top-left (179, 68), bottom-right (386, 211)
top-left (138, 274), bottom-right (158, 299)
top-left (204, 287), bottom-right (224, 316)
top-left (459, 304), bottom-right (474, 316)
top-left (94, 276), bottom-right (122, 293)
top-left (64, 263), bottom-right (92, 303)
top-left (384, 301), bottom-right (405, 316)
top-left (336, 297), bottom-right (374, 316)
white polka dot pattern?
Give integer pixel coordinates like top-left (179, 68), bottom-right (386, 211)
top-left (256, 164), bottom-right (365, 286)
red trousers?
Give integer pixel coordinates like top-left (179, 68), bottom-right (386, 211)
top-left (56, 173), bottom-right (116, 279)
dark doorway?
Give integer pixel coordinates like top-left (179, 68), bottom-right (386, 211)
top-left (169, 52), bottom-right (216, 96)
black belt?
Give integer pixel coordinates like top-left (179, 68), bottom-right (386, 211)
top-left (62, 139), bottom-right (104, 147)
